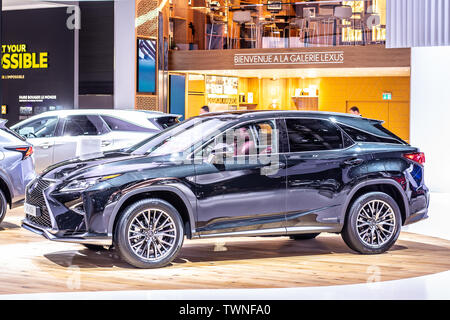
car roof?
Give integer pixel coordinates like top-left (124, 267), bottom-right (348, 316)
top-left (10, 109), bottom-right (181, 128)
top-left (197, 110), bottom-right (382, 122)
top-left (27, 109), bottom-right (180, 118)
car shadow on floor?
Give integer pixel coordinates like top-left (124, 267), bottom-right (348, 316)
top-left (44, 248), bottom-right (135, 269)
top-left (172, 237), bottom-right (409, 264)
top-left (42, 236), bottom-right (411, 270)
top-left (0, 222), bottom-right (21, 231)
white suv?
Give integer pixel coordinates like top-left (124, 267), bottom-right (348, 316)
top-left (10, 109), bottom-right (180, 172)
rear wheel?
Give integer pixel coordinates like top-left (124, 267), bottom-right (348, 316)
top-left (0, 190), bottom-right (7, 225)
top-left (289, 233), bottom-right (320, 240)
top-left (114, 198), bottom-right (184, 269)
top-left (342, 192), bottom-right (401, 254)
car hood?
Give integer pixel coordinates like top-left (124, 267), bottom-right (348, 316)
top-left (41, 151), bottom-right (176, 181)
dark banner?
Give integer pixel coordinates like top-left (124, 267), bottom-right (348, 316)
top-left (1, 7), bottom-right (75, 125)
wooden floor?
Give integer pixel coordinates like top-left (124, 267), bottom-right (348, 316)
top-left (0, 207), bottom-right (449, 295)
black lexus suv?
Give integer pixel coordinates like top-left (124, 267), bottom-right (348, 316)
top-left (22, 111), bottom-right (429, 268)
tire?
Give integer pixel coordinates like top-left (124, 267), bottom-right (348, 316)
top-left (82, 244), bottom-right (107, 251)
top-left (342, 192), bottom-right (402, 254)
top-left (0, 189), bottom-right (7, 226)
top-left (114, 198), bottom-right (184, 269)
top-left (289, 233), bottom-right (320, 240)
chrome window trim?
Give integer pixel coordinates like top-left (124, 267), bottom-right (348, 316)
top-left (185, 115), bottom-right (404, 160)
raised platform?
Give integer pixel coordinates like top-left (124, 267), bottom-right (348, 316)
top-left (1, 207), bottom-right (449, 295)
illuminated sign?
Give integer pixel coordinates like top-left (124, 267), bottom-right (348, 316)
top-left (234, 51), bottom-right (344, 66)
top-left (1, 105), bottom-right (7, 115)
top-left (2, 7), bottom-right (75, 125)
top-left (1, 44), bottom-right (48, 70)
top-left (383, 92), bottom-right (392, 100)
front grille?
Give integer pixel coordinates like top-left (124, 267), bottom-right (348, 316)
top-left (25, 179), bottom-right (53, 228)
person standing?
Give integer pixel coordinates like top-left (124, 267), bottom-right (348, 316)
top-left (349, 106), bottom-right (362, 116)
top-left (200, 106), bottom-right (210, 115)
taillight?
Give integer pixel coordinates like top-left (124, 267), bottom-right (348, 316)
top-left (404, 152), bottom-right (425, 165)
top-left (6, 146), bottom-right (33, 160)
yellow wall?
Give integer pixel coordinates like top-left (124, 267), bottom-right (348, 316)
top-left (184, 75), bottom-right (411, 141)
top-left (318, 77), bottom-right (410, 141)
top-left (186, 75), bottom-right (205, 118)
top-left (237, 76), bottom-right (410, 141)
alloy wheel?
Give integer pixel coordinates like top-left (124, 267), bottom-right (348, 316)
top-left (356, 200), bottom-right (397, 248)
top-left (127, 208), bottom-right (177, 261)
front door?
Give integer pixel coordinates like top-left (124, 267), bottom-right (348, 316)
top-left (14, 116), bottom-right (59, 173)
top-left (194, 119), bottom-right (287, 236)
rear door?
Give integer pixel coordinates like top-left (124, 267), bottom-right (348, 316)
top-left (100, 115), bottom-right (159, 150)
top-left (53, 115), bottom-right (109, 164)
top-left (283, 117), bottom-right (369, 232)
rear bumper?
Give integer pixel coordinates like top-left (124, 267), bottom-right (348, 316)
top-left (404, 208), bottom-right (428, 226)
top-left (404, 191), bottom-right (430, 226)
top-left (22, 220), bottom-right (112, 246)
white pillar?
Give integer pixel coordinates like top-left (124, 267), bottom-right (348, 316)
top-left (114, 0), bottom-right (135, 110)
top-left (410, 46), bottom-right (450, 192)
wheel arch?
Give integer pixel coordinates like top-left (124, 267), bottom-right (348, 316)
top-left (0, 173), bottom-right (12, 208)
top-left (342, 179), bottom-right (410, 227)
top-left (108, 185), bottom-right (196, 239)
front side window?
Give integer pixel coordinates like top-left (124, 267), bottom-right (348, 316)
top-left (62, 115), bottom-right (108, 136)
top-left (198, 120), bottom-right (278, 159)
top-left (286, 118), bottom-right (344, 152)
top-left (15, 116), bottom-right (59, 138)
top-left (141, 117), bottom-right (233, 157)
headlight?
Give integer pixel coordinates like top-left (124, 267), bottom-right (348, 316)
top-left (59, 174), bottom-right (121, 193)
top-left (59, 178), bottom-right (100, 193)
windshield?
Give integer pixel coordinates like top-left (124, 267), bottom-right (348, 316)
top-left (128, 116), bottom-right (235, 157)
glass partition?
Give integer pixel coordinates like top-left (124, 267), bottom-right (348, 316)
top-left (169, 0), bottom-right (386, 51)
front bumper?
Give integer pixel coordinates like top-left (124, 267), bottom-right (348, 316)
top-left (22, 176), bottom-right (118, 244)
top-left (22, 219), bottom-right (112, 246)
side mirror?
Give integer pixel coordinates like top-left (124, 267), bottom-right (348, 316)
top-left (207, 143), bottom-right (234, 164)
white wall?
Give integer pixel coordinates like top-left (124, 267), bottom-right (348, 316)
top-left (410, 46), bottom-right (450, 192)
top-left (114, 0), bottom-right (135, 109)
top-left (387, 0), bottom-right (450, 48)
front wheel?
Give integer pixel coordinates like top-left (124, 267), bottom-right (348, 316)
top-left (342, 192), bottom-right (401, 254)
top-left (114, 198), bottom-right (184, 268)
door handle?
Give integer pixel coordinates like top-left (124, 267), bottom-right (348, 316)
top-left (101, 140), bottom-right (112, 147)
top-left (343, 158), bottom-right (364, 167)
top-left (38, 143), bottom-right (52, 149)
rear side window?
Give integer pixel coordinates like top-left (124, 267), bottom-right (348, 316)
top-left (63, 115), bottom-right (108, 136)
top-left (286, 118), bottom-right (344, 152)
top-left (101, 115), bottom-right (156, 133)
top-left (2, 127), bottom-right (26, 141)
top-left (338, 123), bottom-right (402, 144)
top-left (153, 116), bottom-right (179, 130)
